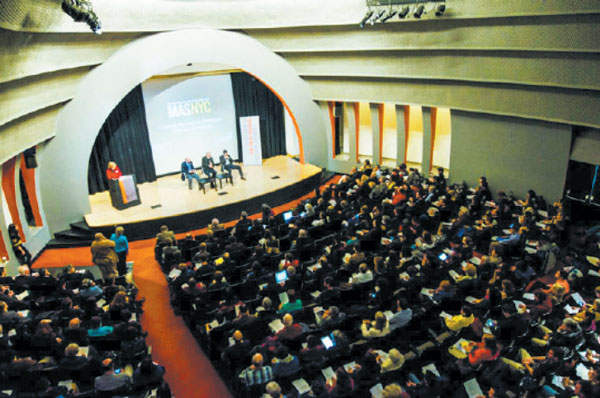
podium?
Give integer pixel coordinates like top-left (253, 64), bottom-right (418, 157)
top-left (108, 175), bottom-right (141, 210)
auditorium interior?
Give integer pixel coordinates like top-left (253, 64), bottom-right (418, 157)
top-left (1, 1), bottom-right (600, 397)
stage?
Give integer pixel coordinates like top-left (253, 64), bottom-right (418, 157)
top-left (83, 156), bottom-right (322, 239)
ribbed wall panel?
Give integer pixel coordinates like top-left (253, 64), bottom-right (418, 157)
top-left (304, 77), bottom-right (600, 129)
top-left (0, 103), bottom-right (65, 165)
top-left (0, 66), bottom-right (92, 128)
top-left (284, 50), bottom-right (600, 92)
top-left (0, 31), bottom-right (142, 84)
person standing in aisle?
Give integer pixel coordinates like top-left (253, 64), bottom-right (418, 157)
top-left (110, 226), bottom-right (129, 276)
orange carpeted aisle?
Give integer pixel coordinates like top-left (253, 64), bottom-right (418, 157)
top-left (32, 175), bottom-right (340, 398)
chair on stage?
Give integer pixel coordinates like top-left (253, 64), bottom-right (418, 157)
top-left (216, 163), bottom-right (234, 189)
top-left (191, 170), bottom-right (217, 194)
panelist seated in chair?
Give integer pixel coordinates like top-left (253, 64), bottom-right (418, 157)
top-left (201, 152), bottom-right (217, 186)
top-left (220, 149), bottom-right (245, 180)
top-left (181, 157), bottom-right (203, 190)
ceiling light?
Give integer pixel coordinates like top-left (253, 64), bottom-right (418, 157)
top-left (380, 10), bottom-right (398, 23)
top-left (370, 9), bottom-right (387, 25)
top-left (398, 6), bottom-right (409, 19)
top-left (413, 5), bottom-right (425, 19)
top-left (61, 0), bottom-right (102, 34)
top-left (359, 10), bottom-right (374, 28)
top-left (435, 4), bottom-right (446, 16)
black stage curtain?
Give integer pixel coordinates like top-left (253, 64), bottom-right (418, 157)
top-left (88, 85), bottom-right (157, 194)
top-left (230, 72), bottom-right (286, 161)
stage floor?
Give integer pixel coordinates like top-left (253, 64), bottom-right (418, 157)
top-left (85, 156), bottom-right (321, 228)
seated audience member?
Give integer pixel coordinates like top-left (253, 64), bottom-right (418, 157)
top-left (238, 353), bottom-right (273, 387)
top-left (444, 305), bottom-right (475, 333)
top-left (0, 300), bottom-right (20, 325)
top-left (324, 366), bottom-right (357, 396)
top-left (300, 334), bottom-right (326, 365)
top-left (361, 311), bottom-right (391, 338)
top-left (156, 225), bottom-right (176, 245)
top-left (382, 383), bottom-right (409, 398)
top-left (255, 297), bottom-right (276, 321)
top-left (79, 278), bottom-right (103, 298)
top-left (63, 318), bottom-right (89, 345)
top-left (88, 316), bottom-right (114, 337)
top-left (278, 289), bottom-right (302, 314)
top-left (351, 262), bottom-right (374, 285)
top-left (133, 356), bottom-right (166, 389)
top-left (222, 330), bottom-right (251, 371)
top-left (376, 348), bottom-right (405, 373)
top-left (271, 346), bottom-right (300, 378)
top-left (59, 343), bottom-right (89, 372)
top-left (265, 381), bottom-right (284, 398)
top-left (208, 217), bottom-right (225, 232)
top-left (319, 306), bottom-right (346, 330)
top-left (432, 280), bottom-right (456, 303)
top-left (276, 313), bottom-right (304, 342)
top-left (467, 334), bottom-right (500, 367)
top-left (94, 357), bottom-right (132, 394)
top-left (317, 276), bottom-right (341, 307)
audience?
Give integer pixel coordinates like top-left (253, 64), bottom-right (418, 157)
top-left (0, 266), bottom-right (170, 396)
top-left (157, 161), bottom-right (600, 398)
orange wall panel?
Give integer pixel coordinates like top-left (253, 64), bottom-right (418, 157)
top-left (2, 157), bottom-right (25, 241)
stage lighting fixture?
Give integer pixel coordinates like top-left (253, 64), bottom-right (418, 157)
top-left (398, 6), bottom-right (409, 19)
top-left (369, 9), bottom-right (386, 25)
top-left (359, 10), bottom-right (374, 28)
top-left (413, 5), bottom-right (425, 19)
top-left (435, 4), bottom-right (446, 16)
top-left (61, 0), bottom-right (102, 34)
top-left (380, 10), bottom-right (398, 23)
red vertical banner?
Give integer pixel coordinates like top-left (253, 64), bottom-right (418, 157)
top-left (1, 157), bottom-right (25, 241)
top-left (403, 106), bottom-right (411, 164)
top-left (19, 154), bottom-right (43, 226)
top-left (328, 102), bottom-right (336, 159)
top-left (354, 102), bottom-right (360, 163)
top-left (378, 104), bottom-right (384, 165)
top-left (430, 107), bottom-right (438, 174)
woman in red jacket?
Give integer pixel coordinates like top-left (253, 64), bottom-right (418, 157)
top-left (468, 334), bottom-right (500, 367)
top-left (106, 161), bottom-right (122, 180)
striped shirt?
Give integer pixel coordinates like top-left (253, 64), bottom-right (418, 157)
top-left (238, 365), bottom-right (273, 386)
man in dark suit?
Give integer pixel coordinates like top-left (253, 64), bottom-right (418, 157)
top-left (181, 157), bottom-right (202, 190)
top-left (220, 150), bottom-right (245, 180)
top-left (201, 152), bottom-right (217, 186)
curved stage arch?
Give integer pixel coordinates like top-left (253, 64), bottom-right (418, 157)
top-left (39, 29), bottom-right (327, 233)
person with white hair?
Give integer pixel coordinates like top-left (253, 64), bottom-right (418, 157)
top-left (265, 381), bottom-right (284, 398)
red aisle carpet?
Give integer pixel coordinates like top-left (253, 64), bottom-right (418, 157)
top-left (33, 175), bottom-right (340, 398)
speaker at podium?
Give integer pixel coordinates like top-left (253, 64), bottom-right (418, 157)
top-left (108, 175), bottom-right (141, 210)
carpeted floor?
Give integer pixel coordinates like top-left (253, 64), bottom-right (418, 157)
top-left (32, 175), bottom-right (340, 398)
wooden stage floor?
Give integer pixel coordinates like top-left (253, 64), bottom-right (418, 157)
top-left (85, 156), bottom-right (321, 228)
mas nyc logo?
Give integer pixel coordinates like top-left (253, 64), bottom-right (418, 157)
top-left (167, 98), bottom-right (212, 118)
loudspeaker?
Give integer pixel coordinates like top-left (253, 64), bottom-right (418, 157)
top-left (333, 102), bottom-right (343, 118)
top-left (24, 148), bottom-right (37, 169)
